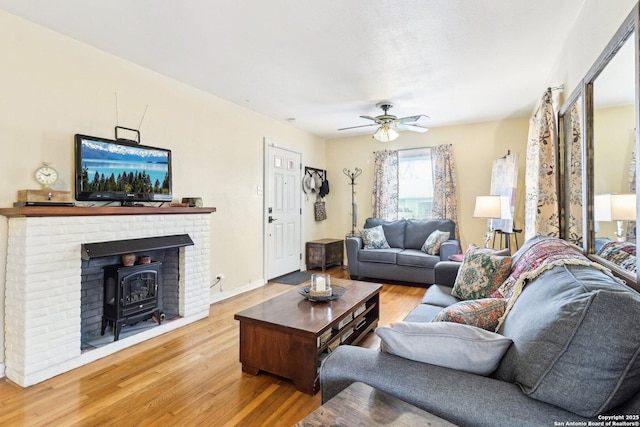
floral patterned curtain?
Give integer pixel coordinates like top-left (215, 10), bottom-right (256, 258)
top-left (524, 88), bottom-right (559, 241)
top-left (432, 144), bottom-right (459, 239)
top-left (371, 150), bottom-right (398, 220)
top-left (566, 104), bottom-right (583, 245)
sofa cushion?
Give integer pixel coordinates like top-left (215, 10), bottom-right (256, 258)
top-left (421, 284), bottom-right (460, 307)
top-left (403, 303), bottom-right (448, 323)
top-left (494, 264), bottom-right (640, 417)
top-left (404, 219), bottom-right (455, 250)
top-left (358, 248), bottom-right (402, 264)
top-left (360, 225), bottom-right (390, 249)
top-left (451, 246), bottom-right (511, 300)
top-left (376, 322), bottom-right (513, 375)
top-left (396, 249), bottom-right (440, 268)
top-left (364, 218), bottom-right (406, 249)
top-left (421, 230), bottom-right (450, 255)
top-left (432, 298), bottom-right (507, 331)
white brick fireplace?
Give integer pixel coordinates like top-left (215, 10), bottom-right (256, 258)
top-left (2, 207), bottom-right (214, 387)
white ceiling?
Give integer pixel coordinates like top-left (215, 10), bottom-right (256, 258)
top-left (0, 0), bottom-right (588, 139)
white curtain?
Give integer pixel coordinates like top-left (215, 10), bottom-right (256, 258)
top-left (524, 88), bottom-right (559, 241)
top-left (371, 150), bottom-right (399, 220)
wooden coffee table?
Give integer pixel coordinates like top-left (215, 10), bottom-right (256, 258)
top-left (295, 382), bottom-right (457, 426)
top-left (234, 278), bottom-right (381, 395)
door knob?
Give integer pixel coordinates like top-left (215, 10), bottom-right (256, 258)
top-left (268, 216), bottom-right (278, 223)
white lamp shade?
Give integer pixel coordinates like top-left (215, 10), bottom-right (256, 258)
top-left (594, 193), bottom-right (636, 221)
top-left (611, 193), bottom-right (636, 220)
top-left (373, 124), bottom-right (399, 142)
top-left (594, 194), bottom-right (612, 222)
top-left (473, 195), bottom-right (512, 220)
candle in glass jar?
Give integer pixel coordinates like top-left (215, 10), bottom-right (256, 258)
top-left (315, 276), bottom-right (326, 291)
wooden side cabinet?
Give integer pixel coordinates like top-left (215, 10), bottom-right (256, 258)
top-left (306, 239), bottom-right (344, 271)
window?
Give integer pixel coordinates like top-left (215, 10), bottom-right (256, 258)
top-left (398, 148), bottom-right (433, 220)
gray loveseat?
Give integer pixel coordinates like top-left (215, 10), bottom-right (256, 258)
top-left (346, 218), bottom-right (461, 285)
top-left (321, 236), bottom-right (640, 426)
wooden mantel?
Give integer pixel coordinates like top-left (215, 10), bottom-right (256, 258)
top-left (0, 206), bottom-right (216, 218)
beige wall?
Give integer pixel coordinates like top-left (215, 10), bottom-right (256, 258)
top-left (594, 104), bottom-right (636, 239)
top-left (325, 118), bottom-right (530, 253)
top-left (0, 11), bottom-right (328, 368)
top-left (550, 0), bottom-right (638, 101)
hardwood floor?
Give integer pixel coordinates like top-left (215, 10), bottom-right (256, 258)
top-left (0, 266), bottom-right (425, 426)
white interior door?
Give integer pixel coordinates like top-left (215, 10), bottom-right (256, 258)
top-left (265, 144), bottom-right (301, 279)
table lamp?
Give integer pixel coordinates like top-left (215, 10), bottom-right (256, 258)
top-left (473, 195), bottom-right (512, 247)
top-left (594, 193), bottom-right (636, 241)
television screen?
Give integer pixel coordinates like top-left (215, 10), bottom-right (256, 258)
top-left (74, 134), bottom-right (172, 204)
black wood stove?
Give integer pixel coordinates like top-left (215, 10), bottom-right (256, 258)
top-left (101, 262), bottom-right (162, 341)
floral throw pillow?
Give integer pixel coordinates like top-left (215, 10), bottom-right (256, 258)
top-left (421, 230), bottom-right (450, 255)
top-left (360, 225), bottom-right (390, 249)
top-left (432, 298), bottom-right (508, 331)
top-left (451, 246), bottom-right (512, 300)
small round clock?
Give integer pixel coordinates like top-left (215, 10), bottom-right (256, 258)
top-left (35, 162), bottom-right (59, 188)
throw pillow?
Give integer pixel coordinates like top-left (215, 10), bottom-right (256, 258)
top-left (360, 225), bottom-right (390, 249)
top-left (451, 246), bottom-right (511, 300)
top-left (432, 298), bottom-right (508, 331)
top-left (376, 321), bottom-right (512, 375)
top-left (421, 230), bottom-right (450, 255)
top-left (467, 243), bottom-right (511, 257)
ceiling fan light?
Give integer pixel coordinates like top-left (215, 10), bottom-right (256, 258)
top-left (373, 125), bottom-right (399, 142)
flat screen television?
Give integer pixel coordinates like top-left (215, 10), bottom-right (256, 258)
top-left (74, 134), bottom-right (172, 205)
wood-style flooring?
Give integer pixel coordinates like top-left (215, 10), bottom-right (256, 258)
top-left (0, 266), bottom-right (425, 426)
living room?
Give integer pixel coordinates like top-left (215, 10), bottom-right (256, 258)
top-left (0, 0), bottom-right (638, 425)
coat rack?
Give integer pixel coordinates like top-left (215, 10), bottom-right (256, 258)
top-left (343, 167), bottom-right (362, 236)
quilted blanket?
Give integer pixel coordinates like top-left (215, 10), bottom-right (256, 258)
top-left (596, 240), bottom-right (636, 273)
top-left (495, 237), bottom-right (612, 331)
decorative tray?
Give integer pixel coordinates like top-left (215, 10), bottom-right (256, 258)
top-left (298, 285), bottom-right (346, 302)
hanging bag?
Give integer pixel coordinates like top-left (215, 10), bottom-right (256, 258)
top-left (314, 199), bottom-right (327, 221)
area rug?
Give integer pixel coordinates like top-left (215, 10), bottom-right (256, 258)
top-left (269, 271), bottom-right (312, 285)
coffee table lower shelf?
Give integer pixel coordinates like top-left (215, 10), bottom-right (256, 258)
top-left (234, 279), bottom-right (381, 395)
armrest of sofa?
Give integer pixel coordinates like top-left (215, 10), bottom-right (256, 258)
top-left (434, 261), bottom-right (461, 286)
top-left (320, 346), bottom-right (591, 426)
top-left (439, 240), bottom-right (461, 261)
top-left (345, 236), bottom-right (363, 277)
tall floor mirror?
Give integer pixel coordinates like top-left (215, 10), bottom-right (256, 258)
top-left (568, 4), bottom-right (639, 289)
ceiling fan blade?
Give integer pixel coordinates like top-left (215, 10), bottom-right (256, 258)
top-left (338, 123), bottom-right (379, 131)
top-left (394, 123), bottom-right (429, 133)
top-left (359, 115), bottom-right (378, 122)
top-left (397, 114), bottom-right (429, 123)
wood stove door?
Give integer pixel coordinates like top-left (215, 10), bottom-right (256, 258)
top-left (121, 269), bottom-right (159, 316)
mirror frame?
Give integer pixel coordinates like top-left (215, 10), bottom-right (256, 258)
top-left (581, 4), bottom-right (640, 289)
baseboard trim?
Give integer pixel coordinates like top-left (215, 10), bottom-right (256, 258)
top-left (209, 279), bottom-right (265, 304)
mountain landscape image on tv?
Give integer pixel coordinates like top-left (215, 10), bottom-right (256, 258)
top-left (78, 137), bottom-right (170, 198)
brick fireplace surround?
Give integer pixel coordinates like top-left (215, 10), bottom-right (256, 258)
top-left (0, 206), bottom-right (215, 387)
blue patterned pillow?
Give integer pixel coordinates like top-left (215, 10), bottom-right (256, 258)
top-left (421, 230), bottom-right (450, 255)
top-left (360, 225), bottom-right (390, 249)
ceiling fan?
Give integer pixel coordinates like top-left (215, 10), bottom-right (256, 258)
top-left (338, 101), bottom-right (429, 142)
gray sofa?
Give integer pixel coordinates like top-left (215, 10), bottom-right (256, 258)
top-left (321, 236), bottom-right (640, 426)
top-left (346, 218), bottom-right (461, 285)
